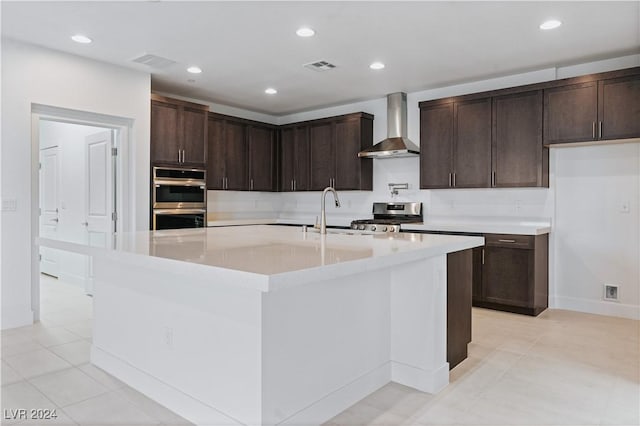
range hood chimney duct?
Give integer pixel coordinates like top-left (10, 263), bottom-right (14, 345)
top-left (358, 92), bottom-right (420, 159)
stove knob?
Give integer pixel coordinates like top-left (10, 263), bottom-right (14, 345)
top-left (382, 226), bottom-right (388, 232)
top-left (389, 227), bottom-right (396, 232)
top-left (371, 225), bottom-right (377, 231)
top-left (358, 225), bottom-right (365, 230)
top-left (351, 224), bottom-right (357, 230)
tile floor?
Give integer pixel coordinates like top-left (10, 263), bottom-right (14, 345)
top-left (1, 275), bottom-right (638, 426)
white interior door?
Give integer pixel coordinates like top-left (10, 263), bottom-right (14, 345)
top-left (84, 130), bottom-right (115, 295)
top-left (39, 146), bottom-right (60, 277)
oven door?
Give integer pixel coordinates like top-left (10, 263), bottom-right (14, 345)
top-left (153, 209), bottom-right (206, 230)
top-left (153, 181), bottom-right (206, 209)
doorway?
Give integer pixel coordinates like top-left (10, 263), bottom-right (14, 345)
top-left (32, 105), bottom-right (133, 323)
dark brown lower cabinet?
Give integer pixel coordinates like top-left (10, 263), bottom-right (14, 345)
top-left (447, 249), bottom-right (473, 370)
top-left (474, 234), bottom-right (548, 316)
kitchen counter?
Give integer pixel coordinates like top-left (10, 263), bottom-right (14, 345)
top-left (207, 216), bottom-right (551, 235)
top-left (38, 226), bottom-right (483, 426)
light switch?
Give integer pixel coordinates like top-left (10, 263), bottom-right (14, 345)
top-left (620, 200), bottom-right (630, 214)
top-left (1, 199), bottom-right (17, 212)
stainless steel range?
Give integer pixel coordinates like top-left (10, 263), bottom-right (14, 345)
top-left (351, 202), bottom-right (423, 233)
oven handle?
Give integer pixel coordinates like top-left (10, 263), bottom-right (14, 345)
top-left (153, 179), bottom-right (206, 187)
top-left (153, 208), bottom-right (206, 215)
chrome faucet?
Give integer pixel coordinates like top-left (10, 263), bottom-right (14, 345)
top-left (318, 186), bottom-right (341, 234)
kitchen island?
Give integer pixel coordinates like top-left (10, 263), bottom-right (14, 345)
top-left (39, 225), bottom-right (483, 426)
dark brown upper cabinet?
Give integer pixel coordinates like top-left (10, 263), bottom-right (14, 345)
top-left (206, 113), bottom-right (277, 191)
top-left (454, 98), bottom-right (492, 188)
top-left (280, 125), bottom-right (310, 191)
top-left (420, 98), bottom-right (492, 189)
top-left (150, 94), bottom-right (208, 166)
top-left (492, 90), bottom-right (547, 188)
top-left (308, 113), bottom-right (373, 191)
top-left (599, 74), bottom-right (640, 140)
top-left (248, 125), bottom-right (277, 192)
top-left (544, 71), bottom-right (640, 145)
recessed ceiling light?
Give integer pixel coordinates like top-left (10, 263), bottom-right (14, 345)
top-left (539, 19), bottom-right (562, 30)
top-left (265, 88), bottom-right (278, 95)
top-left (187, 66), bottom-right (202, 74)
top-left (369, 62), bottom-right (385, 70)
top-left (71, 34), bottom-right (92, 44)
top-left (296, 27), bottom-right (315, 37)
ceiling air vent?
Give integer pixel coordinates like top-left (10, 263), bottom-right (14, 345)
top-left (131, 54), bottom-right (176, 69)
top-left (304, 60), bottom-right (337, 72)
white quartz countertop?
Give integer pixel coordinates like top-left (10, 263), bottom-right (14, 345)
top-left (38, 225), bottom-right (483, 292)
top-left (208, 217), bottom-right (550, 235)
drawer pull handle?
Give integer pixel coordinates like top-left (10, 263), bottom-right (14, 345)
top-left (498, 239), bottom-right (516, 243)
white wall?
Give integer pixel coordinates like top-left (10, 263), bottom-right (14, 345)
top-left (39, 120), bottom-right (111, 287)
top-left (552, 143), bottom-right (640, 319)
top-left (1, 39), bottom-right (151, 329)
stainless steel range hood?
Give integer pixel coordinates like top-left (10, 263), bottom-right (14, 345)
top-left (358, 92), bottom-right (420, 159)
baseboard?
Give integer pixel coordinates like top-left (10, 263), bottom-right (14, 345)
top-left (91, 346), bottom-right (244, 426)
top-left (552, 296), bottom-right (640, 320)
top-left (279, 362), bottom-right (390, 426)
top-left (390, 361), bottom-right (449, 394)
top-left (1, 305), bottom-right (34, 330)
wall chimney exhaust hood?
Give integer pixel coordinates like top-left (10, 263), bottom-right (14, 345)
top-left (358, 92), bottom-right (420, 159)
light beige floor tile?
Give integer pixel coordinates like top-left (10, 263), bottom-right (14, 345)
top-left (49, 341), bottom-right (91, 366)
top-left (0, 381), bottom-right (57, 425)
top-left (40, 310), bottom-right (91, 328)
top-left (1, 335), bottom-right (44, 358)
top-left (63, 321), bottom-right (93, 340)
top-left (29, 367), bottom-right (108, 407)
top-left (358, 383), bottom-right (435, 419)
top-left (4, 349), bottom-right (72, 379)
top-left (117, 386), bottom-right (192, 425)
top-left (77, 363), bottom-right (125, 391)
top-left (600, 376), bottom-right (640, 426)
top-left (2, 360), bottom-right (23, 385)
top-left (29, 326), bottom-right (84, 348)
top-left (15, 408), bottom-right (78, 425)
top-left (326, 401), bottom-right (408, 426)
top-left (64, 391), bottom-right (161, 425)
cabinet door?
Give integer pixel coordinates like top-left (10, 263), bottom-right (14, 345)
top-left (492, 90), bottom-right (544, 187)
top-left (207, 116), bottom-right (225, 189)
top-left (472, 246), bottom-right (484, 303)
top-left (447, 249), bottom-right (473, 369)
top-left (420, 103), bottom-right (454, 189)
top-left (543, 82), bottom-right (598, 145)
top-left (309, 122), bottom-right (335, 190)
top-left (249, 126), bottom-right (276, 191)
top-left (482, 245), bottom-right (533, 308)
top-left (225, 120), bottom-right (249, 190)
top-left (599, 75), bottom-right (640, 140)
top-left (151, 100), bottom-right (181, 164)
top-left (294, 127), bottom-right (311, 191)
top-left (280, 127), bottom-right (296, 192)
top-left (335, 118), bottom-right (362, 190)
top-left (182, 106), bottom-right (207, 165)
top-left (453, 98), bottom-right (492, 188)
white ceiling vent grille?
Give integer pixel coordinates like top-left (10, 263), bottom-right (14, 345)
top-left (304, 60), bottom-right (337, 72)
top-left (131, 54), bottom-right (176, 69)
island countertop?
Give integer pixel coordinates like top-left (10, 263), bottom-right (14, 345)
top-left (38, 225), bottom-right (484, 292)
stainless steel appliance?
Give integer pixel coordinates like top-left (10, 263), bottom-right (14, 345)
top-left (152, 166), bottom-right (206, 230)
top-left (351, 202), bottom-right (422, 233)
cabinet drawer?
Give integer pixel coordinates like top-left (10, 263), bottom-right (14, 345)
top-left (484, 234), bottom-right (534, 249)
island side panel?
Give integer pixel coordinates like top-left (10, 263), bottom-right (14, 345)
top-left (90, 256), bottom-right (264, 426)
top-left (261, 269), bottom-right (392, 426)
top-left (390, 255), bottom-right (449, 393)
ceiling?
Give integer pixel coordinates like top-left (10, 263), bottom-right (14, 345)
top-left (2, 1), bottom-right (639, 115)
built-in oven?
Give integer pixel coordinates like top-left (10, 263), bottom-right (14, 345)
top-left (152, 167), bottom-right (206, 230)
top-left (153, 209), bottom-right (206, 230)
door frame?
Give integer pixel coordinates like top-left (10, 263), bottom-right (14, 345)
top-left (31, 104), bottom-right (134, 321)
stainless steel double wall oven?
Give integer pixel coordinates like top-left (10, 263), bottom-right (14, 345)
top-left (152, 166), bottom-right (206, 230)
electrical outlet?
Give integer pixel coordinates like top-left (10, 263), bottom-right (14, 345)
top-left (164, 327), bottom-right (173, 348)
top-left (515, 200), bottom-right (522, 212)
top-left (604, 284), bottom-right (619, 302)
